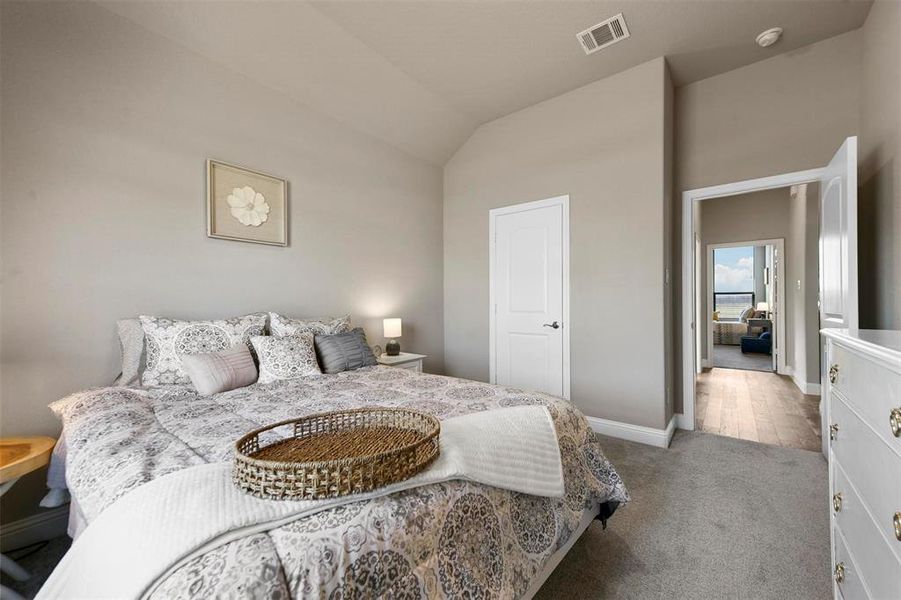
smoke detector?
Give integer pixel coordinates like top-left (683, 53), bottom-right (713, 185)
top-left (577, 13), bottom-right (630, 55)
top-left (756, 27), bottom-right (783, 48)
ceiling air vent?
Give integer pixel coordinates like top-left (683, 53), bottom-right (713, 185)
top-left (577, 13), bottom-right (630, 55)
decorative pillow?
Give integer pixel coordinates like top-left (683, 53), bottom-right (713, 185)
top-left (739, 307), bottom-right (755, 322)
top-left (251, 333), bottom-right (321, 383)
top-left (139, 313), bottom-right (267, 387)
top-left (269, 312), bottom-right (351, 337)
top-left (180, 344), bottom-right (258, 395)
top-left (113, 318), bottom-right (145, 387)
top-left (314, 328), bottom-right (378, 374)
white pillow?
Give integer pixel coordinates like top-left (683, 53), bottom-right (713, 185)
top-left (251, 333), bottom-right (321, 383)
top-left (180, 344), bottom-right (258, 395)
top-left (139, 313), bottom-right (267, 387)
top-left (268, 312), bottom-right (351, 337)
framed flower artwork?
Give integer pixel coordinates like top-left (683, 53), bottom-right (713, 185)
top-left (206, 159), bottom-right (288, 246)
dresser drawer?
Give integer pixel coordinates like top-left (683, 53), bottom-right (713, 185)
top-left (832, 459), bottom-right (901, 599)
top-left (833, 526), bottom-right (871, 600)
top-left (831, 393), bottom-right (901, 560)
top-left (829, 342), bottom-right (901, 449)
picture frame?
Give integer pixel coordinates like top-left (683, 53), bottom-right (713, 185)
top-left (206, 159), bottom-right (288, 246)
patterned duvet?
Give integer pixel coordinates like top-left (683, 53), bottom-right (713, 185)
top-left (50, 366), bottom-right (629, 599)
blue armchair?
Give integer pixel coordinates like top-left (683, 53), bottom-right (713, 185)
top-left (741, 331), bottom-right (772, 354)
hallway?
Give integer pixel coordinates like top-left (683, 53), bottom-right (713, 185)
top-left (696, 368), bottom-right (821, 451)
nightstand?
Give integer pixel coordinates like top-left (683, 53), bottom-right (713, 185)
top-left (747, 318), bottom-right (772, 335)
top-left (377, 352), bottom-right (427, 373)
top-left (1, 436), bottom-right (56, 600)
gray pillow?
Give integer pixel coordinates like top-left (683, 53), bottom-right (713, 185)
top-left (113, 318), bottom-right (145, 387)
top-left (180, 344), bottom-right (258, 395)
top-left (314, 328), bottom-right (377, 374)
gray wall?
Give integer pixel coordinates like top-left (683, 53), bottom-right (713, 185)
top-left (673, 30), bottom-right (861, 413)
top-left (444, 58), bottom-right (671, 430)
top-left (789, 183), bottom-right (822, 387)
top-left (859, 0), bottom-right (901, 330)
top-left (0, 2), bottom-right (444, 519)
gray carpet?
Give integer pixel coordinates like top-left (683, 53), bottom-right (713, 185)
top-left (713, 344), bottom-right (774, 372)
top-left (537, 431), bottom-right (830, 599)
top-left (3, 431), bottom-right (829, 599)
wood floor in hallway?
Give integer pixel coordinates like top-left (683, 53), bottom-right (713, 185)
top-left (696, 367), bottom-right (822, 451)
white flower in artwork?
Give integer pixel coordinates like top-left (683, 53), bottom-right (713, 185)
top-left (227, 186), bottom-right (270, 227)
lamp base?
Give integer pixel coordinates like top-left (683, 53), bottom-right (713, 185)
top-left (385, 339), bottom-right (400, 356)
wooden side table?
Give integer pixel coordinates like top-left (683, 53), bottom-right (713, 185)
top-left (1, 437), bottom-right (56, 600)
top-left (377, 352), bottom-right (427, 373)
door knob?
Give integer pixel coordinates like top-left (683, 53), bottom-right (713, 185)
top-left (543, 321), bottom-right (561, 329)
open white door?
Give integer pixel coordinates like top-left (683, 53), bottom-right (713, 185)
top-left (819, 136), bottom-right (858, 332)
top-left (490, 196), bottom-right (569, 398)
top-left (819, 136), bottom-right (858, 455)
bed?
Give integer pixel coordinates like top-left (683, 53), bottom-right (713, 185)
top-left (48, 365), bottom-right (629, 598)
top-left (712, 320), bottom-right (748, 345)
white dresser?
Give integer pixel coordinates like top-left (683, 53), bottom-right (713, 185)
top-left (822, 329), bottom-right (901, 599)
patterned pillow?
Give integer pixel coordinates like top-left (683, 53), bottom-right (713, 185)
top-left (251, 333), bottom-right (321, 384)
top-left (139, 313), bottom-right (267, 387)
top-left (268, 312), bottom-right (351, 337)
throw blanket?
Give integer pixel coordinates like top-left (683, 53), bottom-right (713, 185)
top-left (38, 406), bottom-right (563, 600)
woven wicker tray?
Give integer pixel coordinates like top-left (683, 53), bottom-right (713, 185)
top-left (233, 407), bottom-right (440, 500)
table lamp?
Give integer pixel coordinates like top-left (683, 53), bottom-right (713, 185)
top-left (383, 318), bottom-right (402, 356)
top-left (756, 302), bottom-right (769, 316)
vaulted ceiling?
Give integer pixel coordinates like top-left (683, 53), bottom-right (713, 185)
top-left (100, 0), bottom-right (872, 166)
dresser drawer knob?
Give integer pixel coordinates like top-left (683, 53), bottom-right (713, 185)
top-left (891, 408), bottom-right (901, 438)
top-left (834, 562), bottom-right (845, 584)
top-left (829, 363), bottom-right (840, 384)
top-left (893, 512), bottom-right (901, 542)
top-left (832, 492), bottom-right (842, 512)
top-left (829, 423), bottom-right (840, 441)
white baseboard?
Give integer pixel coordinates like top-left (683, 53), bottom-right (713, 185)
top-left (0, 505), bottom-right (69, 552)
top-left (701, 359), bottom-right (713, 369)
top-left (586, 415), bottom-right (675, 448)
top-left (675, 412), bottom-right (694, 431)
top-left (791, 372), bottom-right (821, 396)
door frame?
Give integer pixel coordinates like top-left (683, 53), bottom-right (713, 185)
top-left (705, 238), bottom-right (787, 375)
top-left (680, 168), bottom-right (823, 430)
top-left (489, 195), bottom-right (571, 400)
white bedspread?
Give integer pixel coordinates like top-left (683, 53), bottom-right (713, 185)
top-left (37, 406), bottom-right (563, 600)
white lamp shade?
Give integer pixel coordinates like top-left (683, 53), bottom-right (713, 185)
top-left (383, 318), bottom-right (402, 338)
top-left (756, 302), bottom-right (769, 312)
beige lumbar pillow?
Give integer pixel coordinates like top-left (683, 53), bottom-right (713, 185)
top-left (180, 344), bottom-right (259, 396)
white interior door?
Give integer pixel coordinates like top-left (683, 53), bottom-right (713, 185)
top-left (819, 136), bottom-right (858, 331)
top-left (818, 136), bottom-right (858, 456)
top-left (490, 197), bottom-right (568, 398)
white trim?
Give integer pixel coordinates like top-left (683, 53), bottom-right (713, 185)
top-left (586, 415), bottom-right (676, 448)
top-left (489, 195), bottom-right (571, 400)
top-left (674, 412), bottom-right (694, 430)
top-left (701, 359), bottom-right (713, 369)
top-left (681, 168), bottom-right (824, 430)
top-left (705, 238), bottom-right (786, 375)
top-left (0, 506), bottom-right (69, 552)
top-left (522, 502), bottom-right (599, 599)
